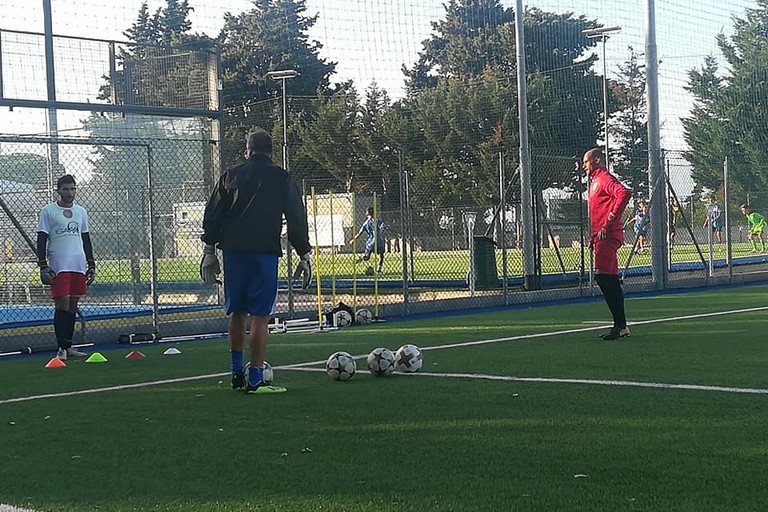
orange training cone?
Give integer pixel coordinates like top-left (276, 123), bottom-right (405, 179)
top-left (45, 357), bottom-right (66, 368)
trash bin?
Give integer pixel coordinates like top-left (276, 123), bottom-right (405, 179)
top-left (472, 236), bottom-right (498, 288)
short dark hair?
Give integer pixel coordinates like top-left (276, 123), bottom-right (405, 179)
top-left (366, 207), bottom-right (374, 216)
top-left (56, 175), bottom-right (76, 189)
top-left (741, 204), bottom-right (749, 210)
top-left (247, 129), bottom-right (273, 155)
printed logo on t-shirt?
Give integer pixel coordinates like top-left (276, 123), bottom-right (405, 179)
top-left (55, 221), bottom-right (80, 236)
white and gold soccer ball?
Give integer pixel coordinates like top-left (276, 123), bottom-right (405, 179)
top-left (326, 351), bottom-right (356, 381)
top-left (366, 347), bottom-right (396, 377)
top-left (395, 344), bottom-right (423, 373)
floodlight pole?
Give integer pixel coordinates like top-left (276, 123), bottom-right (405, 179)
top-left (267, 69), bottom-right (298, 316)
top-left (582, 26), bottom-right (621, 162)
top-left (645, 0), bottom-right (667, 289)
top-left (42, 0), bottom-right (60, 200)
top-left (514, 0), bottom-right (537, 291)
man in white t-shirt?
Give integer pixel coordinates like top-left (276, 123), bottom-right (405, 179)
top-left (36, 175), bottom-right (96, 360)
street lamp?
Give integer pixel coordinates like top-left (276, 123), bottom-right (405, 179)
top-left (582, 26), bottom-right (621, 162)
top-left (266, 69), bottom-right (299, 316)
top-left (266, 69), bottom-right (298, 172)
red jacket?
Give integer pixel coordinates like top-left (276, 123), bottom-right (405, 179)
top-left (588, 167), bottom-right (631, 242)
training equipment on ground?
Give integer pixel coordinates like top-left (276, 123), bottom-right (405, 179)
top-left (125, 351), bottom-right (146, 359)
top-left (163, 347), bottom-right (182, 355)
top-left (45, 357), bottom-right (66, 368)
top-left (366, 347), bottom-right (396, 377)
top-left (395, 344), bottom-right (424, 373)
top-left (268, 317), bottom-right (338, 334)
top-left (333, 310), bottom-right (353, 327)
top-left (245, 361), bottom-right (275, 386)
top-left (85, 352), bottom-right (108, 363)
top-left (247, 385), bottom-right (287, 394)
top-left (326, 351), bottom-right (356, 381)
top-left (356, 308), bottom-right (373, 324)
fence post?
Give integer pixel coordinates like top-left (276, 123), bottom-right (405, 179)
top-left (499, 152), bottom-right (509, 305)
top-left (463, 211), bottom-right (476, 297)
top-left (146, 146), bottom-right (160, 335)
top-left (724, 157), bottom-right (732, 281)
top-left (398, 150), bottom-right (409, 315)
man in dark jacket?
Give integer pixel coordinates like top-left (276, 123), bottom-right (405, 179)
top-left (200, 129), bottom-right (312, 393)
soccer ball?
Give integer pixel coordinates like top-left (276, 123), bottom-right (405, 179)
top-left (333, 310), bottom-right (353, 327)
top-left (395, 344), bottom-right (423, 373)
top-left (244, 361), bottom-right (274, 385)
top-left (366, 347), bottom-right (396, 377)
top-left (356, 308), bottom-right (373, 324)
top-left (263, 361), bottom-right (274, 385)
top-left (326, 351), bottom-right (356, 381)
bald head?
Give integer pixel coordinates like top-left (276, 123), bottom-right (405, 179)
top-left (582, 148), bottom-right (606, 176)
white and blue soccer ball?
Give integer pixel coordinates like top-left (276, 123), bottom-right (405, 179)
top-left (334, 310), bottom-right (353, 327)
top-left (395, 344), bottom-right (423, 373)
top-left (366, 347), bottom-right (396, 377)
top-left (244, 361), bottom-right (274, 385)
top-left (326, 351), bottom-right (356, 381)
top-left (356, 308), bottom-right (373, 324)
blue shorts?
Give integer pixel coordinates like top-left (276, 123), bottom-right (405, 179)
top-left (223, 252), bottom-right (279, 316)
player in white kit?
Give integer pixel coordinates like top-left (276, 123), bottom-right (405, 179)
top-left (36, 175), bottom-right (96, 360)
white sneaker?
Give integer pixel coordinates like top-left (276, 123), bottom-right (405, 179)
top-left (66, 347), bottom-right (88, 358)
top-left (56, 348), bottom-right (67, 361)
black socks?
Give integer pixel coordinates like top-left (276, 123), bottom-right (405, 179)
top-left (595, 274), bottom-right (626, 329)
top-left (54, 309), bottom-right (77, 348)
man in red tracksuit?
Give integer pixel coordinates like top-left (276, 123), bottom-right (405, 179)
top-left (584, 148), bottom-right (632, 340)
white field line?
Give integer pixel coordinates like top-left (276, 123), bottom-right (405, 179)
top-left (280, 305), bottom-right (768, 369)
top-left (0, 504), bottom-right (41, 512)
top-left (2, 305), bottom-right (768, 405)
top-left (0, 372), bottom-right (228, 405)
top-left (287, 367), bottom-right (768, 395)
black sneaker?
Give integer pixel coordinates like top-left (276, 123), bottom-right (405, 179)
top-left (231, 370), bottom-right (246, 390)
top-left (601, 327), bottom-right (630, 340)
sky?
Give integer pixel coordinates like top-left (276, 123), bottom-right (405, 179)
top-left (0, 0), bottom-right (758, 191)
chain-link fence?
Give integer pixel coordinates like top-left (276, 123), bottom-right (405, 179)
top-left (5, 1), bottom-right (768, 353)
top-left (0, 132), bottom-right (225, 352)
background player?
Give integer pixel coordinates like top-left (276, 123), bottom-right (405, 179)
top-left (626, 199), bottom-right (650, 254)
top-left (703, 196), bottom-right (724, 243)
top-left (349, 207), bottom-right (386, 276)
top-left (740, 204), bottom-right (766, 253)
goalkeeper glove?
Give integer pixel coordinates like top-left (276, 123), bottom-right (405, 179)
top-left (293, 252), bottom-right (312, 289)
top-left (86, 260), bottom-right (96, 285)
top-left (39, 263), bottom-right (55, 286)
top-left (199, 244), bottom-right (221, 285)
